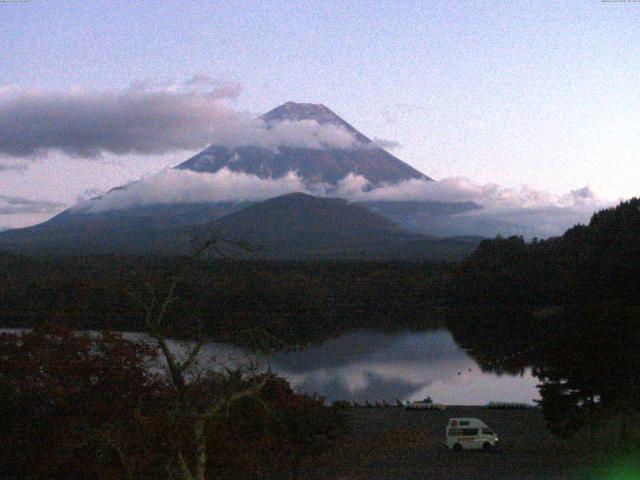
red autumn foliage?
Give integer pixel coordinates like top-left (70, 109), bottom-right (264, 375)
top-left (0, 324), bottom-right (169, 480)
top-left (206, 375), bottom-right (349, 480)
top-left (0, 326), bottom-right (349, 480)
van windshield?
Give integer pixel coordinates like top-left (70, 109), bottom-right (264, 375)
top-left (482, 429), bottom-right (494, 435)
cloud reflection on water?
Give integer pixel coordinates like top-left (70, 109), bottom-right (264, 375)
top-left (265, 330), bottom-right (540, 405)
top-left (1, 328), bottom-right (537, 405)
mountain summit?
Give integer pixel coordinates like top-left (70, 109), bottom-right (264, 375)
top-left (177, 102), bottom-right (431, 185)
top-left (259, 102), bottom-right (369, 143)
top-left (261, 102), bottom-right (348, 124)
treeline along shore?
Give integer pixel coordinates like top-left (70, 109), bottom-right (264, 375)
top-left (0, 255), bottom-right (449, 345)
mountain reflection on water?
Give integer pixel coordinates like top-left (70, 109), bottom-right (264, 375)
top-left (200, 329), bottom-right (540, 405)
top-left (1, 328), bottom-right (539, 405)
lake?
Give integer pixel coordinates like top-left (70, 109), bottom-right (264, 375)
top-left (197, 329), bottom-right (540, 405)
top-left (2, 328), bottom-right (540, 405)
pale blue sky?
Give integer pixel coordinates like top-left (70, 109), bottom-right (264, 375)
top-left (1, 0), bottom-right (639, 227)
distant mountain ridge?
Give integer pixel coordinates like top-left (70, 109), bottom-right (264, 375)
top-left (0, 192), bottom-right (481, 260)
top-left (199, 192), bottom-right (403, 254)
top-left (194, 192), bottom-right (480, 260)
top-left (208, 192), bottom-right (402, 235)
top-left (0, 203), bottom-right (244, 254)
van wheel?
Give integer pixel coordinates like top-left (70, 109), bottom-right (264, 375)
top-left (482, 442), bottom-right (492, 451)
top-left (453, 443), bottom-right (462, 452)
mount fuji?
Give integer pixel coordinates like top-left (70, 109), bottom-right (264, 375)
top-left (0, 102), bottom-right (480, 258)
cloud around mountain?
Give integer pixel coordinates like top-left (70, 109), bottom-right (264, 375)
top-left (0, 83), bottom-right (364, 160)
top-left (82, 169), bottom-right (308, 211)
top-left (0, 81), bottom-right (623, 238)
top-left (342, 175), bottom-right (615, 210)
top-left (79, 167), bottom-right (618, 238)
top-left (0, 195), bottom-right (65, 215)
top-left (344, 176), bottom-right (621, 238)
top-left (83, 167), bottom-right (615, 211)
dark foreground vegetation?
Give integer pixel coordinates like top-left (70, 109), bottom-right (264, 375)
top-left (446, 198), bottom-right (640, 443)
top-left (0, 325), bottom-right (348, 480)
top-left (0, 198), bottom-right (638, 478)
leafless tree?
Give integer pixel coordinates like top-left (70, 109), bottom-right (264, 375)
top-left (130, 238), bottom-right (269, 480)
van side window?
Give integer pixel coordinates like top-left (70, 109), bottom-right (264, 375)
top-left (462, 428), bottom-right (479, 436)
top-left (482, 429), bottom-right (494, 435)
top-left (448, 428), bottom-right (464, 436)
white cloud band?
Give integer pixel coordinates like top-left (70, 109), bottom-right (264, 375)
top-left (0, 83), bottom-right (363, 159)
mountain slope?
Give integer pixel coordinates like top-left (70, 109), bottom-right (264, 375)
top-left (0, 203), bottom-right (245, 254)
top-left (196, 192), bottom-right (480, 259)
top-left (177, 102), bottom-right (430, 185)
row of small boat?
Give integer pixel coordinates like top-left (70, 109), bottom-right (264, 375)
top-left (332, 399), bottom-right (409, 408)
top-left (331, 400), bottom-right (535, 409)
top-left (486, 401), bottom-right (533, 409)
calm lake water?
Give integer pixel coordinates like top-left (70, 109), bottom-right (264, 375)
top-left (3, 328), bottom-right (540, 405)
top-left (195, 329), bottom-right (540, 405)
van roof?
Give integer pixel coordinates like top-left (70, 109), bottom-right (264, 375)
top-left (448, 418), bottom-right (489, 428)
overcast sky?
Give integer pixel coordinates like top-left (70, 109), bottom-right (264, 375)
top-left (1, 0), bottom-right (638, 228)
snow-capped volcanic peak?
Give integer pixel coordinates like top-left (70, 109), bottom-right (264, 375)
top-left (176, 102), bottom-right (430, 185)
top-left (260, 101), bottom-right (370, 144)
top-left (262, 102), bottom-right (338, 122)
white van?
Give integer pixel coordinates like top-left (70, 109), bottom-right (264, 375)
top-left (446, 418), bottom-right (499, 451)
